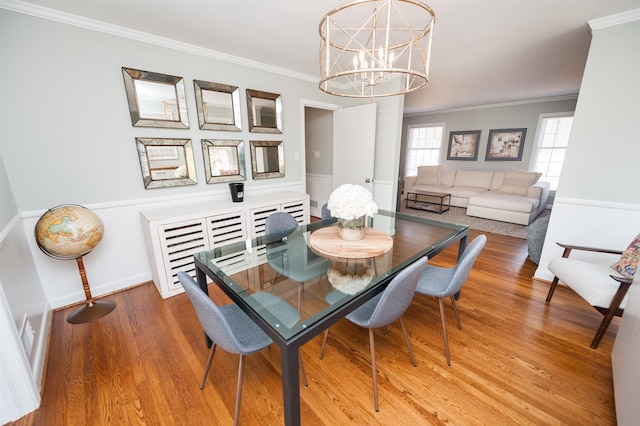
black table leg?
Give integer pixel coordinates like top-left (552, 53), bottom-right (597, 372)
top-left (281, 343), bottom-right (301, 425)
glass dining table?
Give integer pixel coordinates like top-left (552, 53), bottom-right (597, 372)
top-left (194, 209), bottom-right (469, 425)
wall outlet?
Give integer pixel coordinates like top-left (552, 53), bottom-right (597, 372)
top-left (310, 200), bottom-right (318, 207)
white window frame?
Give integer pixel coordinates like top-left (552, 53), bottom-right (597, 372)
top-left (404, 123), bottom-right (445, 177)
top-left (529, 112), bottom-right (574, 191)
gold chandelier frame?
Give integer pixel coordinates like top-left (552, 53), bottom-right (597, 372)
top-left (319, 0), bottom-right (435, 98)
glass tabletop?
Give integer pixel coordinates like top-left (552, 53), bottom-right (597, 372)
top-left (194, 209), bottom-right (468, 341)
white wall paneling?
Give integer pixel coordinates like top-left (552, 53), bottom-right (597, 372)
top-left (306, 173), bottom-right (333, 217)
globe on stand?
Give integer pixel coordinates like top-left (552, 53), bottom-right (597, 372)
top-left (35, 204), bottom-right (115, 324)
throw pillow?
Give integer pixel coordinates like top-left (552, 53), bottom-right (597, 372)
top-left (499, 170), bottom-right (539, 196)
top-left (510, 167), bottom-right (542, 183)
top-left (612, 233), bottom-right (640, 279)
top-left (415, 165), bottom-right (440, 185)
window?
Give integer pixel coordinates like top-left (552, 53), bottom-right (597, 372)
top-left (531, 113), bottom-right (573, 191)
top-left (405, 124), bottom-right (444, 177)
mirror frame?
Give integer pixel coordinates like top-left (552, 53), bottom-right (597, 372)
top-left (122, 67), bottom-right (190, 129)
top-left (136, 138), bottom-right (197, 188)
top-left (250, 140), bottom-right (285, 179)
top-left (246, 89), bottom-right (283, 133)
top-left (193, 80), bottom-right (242, 131)
top-left (201, 139), bottom-right (246, 184)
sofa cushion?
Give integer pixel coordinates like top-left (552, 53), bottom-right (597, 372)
top-left (490, 171), bottom-right (505, 190)
top-left (440, 170), bottom-right (456, 186)
top-left (499, 170), bottom-right (540, 195)
top-left (468, 191), bottom-right (539, 213)
top-left (454, 170), bottom-right (494, 189)
top-left (410, 184), bottom-right (446, 193)
top-left (510, 167), bottom-right (542, 183)
top-left (448, 186), bottom-right (488, 199)
top-left (415, 165), bottom-right (440, 185)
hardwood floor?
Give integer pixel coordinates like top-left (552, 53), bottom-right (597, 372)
top-left (13, 230), bottom-right (618, 425)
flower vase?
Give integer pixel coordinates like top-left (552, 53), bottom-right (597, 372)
top-left (337, 216), bottom-right (366, 241)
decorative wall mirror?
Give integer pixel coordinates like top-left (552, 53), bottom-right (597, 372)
top-left (122, 67), bottom-right (189, 128)
top-left (194, 80), bottom-right (242, 131)
top-left (250, 140), bottom-right (284, 179)
top-left (201, 139), bottom-right (246, 183)
top-left (246, 89), bottom-right (283, 133)
top-left (136, 138), bottom-right (197, 188)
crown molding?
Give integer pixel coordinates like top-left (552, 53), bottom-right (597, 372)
top-left (0, 0), bottom-right (319, 83)
top-left (403, 94), bottom-right (579, 117)
top-left (589, 8), bottom-right (640, 31)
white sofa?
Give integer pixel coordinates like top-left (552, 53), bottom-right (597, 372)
top-left (403, 166), bottom-right (550, 225)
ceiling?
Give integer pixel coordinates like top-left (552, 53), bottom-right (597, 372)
top-left (8, 0), bottom-right (640, 114)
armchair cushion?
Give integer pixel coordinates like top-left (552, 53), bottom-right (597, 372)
top-left (549, 257), bottom-right (630, 309)
top-left (612, 233), bottom-right (640, 278)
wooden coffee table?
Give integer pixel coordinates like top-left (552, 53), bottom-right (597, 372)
top-left (406, 190), bottom-right (451, 214)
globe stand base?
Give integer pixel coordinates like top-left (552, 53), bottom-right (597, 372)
top-left (67, 300), bottom-right (116, 324)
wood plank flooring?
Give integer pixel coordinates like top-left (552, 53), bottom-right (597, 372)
top-left (13, 230), bottom-right (618, 425)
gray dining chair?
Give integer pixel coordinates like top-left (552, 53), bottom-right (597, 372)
top-left (265, 212), bottom-right (330, 308)
top-left (177, 271), bottom-right (307, 426)
top-left (321, 203), bottom-right (334, 221)
top-left (265, 211), bottom-right (298, 242)
top-left (415, 234), bottom-right (487, 366)
top-left (319, 257), bottom-right (428, 412)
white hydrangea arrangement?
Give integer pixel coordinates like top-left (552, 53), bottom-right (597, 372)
top-left (327, 184), bottom-right (378, 220)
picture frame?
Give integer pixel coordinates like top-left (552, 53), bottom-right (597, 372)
top-left (485, 128), bottom-right (527, 161)
top-left (122, 67), bottom-right (189, 129)
top-left (201, 139), bottom-right (246, 184)
top-left (246, 89), bottom-right (283, 133)
top-left (135, 138), bottom-right (197, 188)
top-left (193, 80), bottom-right (242, 131)
top-left (447, 130), bottom-right (481, 161)
top-left (250, 140), bottom-right (284, 179)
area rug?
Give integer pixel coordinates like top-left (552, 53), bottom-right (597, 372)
top-left (398, 205), bottom-right (549, 239)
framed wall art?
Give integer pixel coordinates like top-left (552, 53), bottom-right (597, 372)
top-left (246, 89), bottom-right (283, 133)
top-left (135, 138), bottom-right (197, 188)
top-left (193, 80), bottom-right (242, 131)
top-left (485, 128), bottom-right (527, 161)
top-left (447, 130), bottom-right (481, 161)
top-left (122, 67), bottom-right (189, 129)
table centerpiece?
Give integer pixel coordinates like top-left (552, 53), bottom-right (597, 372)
top-left (327, 184), bottom-right (378, 241)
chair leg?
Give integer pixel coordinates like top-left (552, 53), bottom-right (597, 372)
top-left (368, 328), bottom-right (379, 412)
top-left (590, 280), bottom-right (632, 349)
top-left (234, 355), bottom-right (246, 426)
top-left (545, 276), bottom-right (560, 302)
top-left (450, 296), bottom-right (462, 330)
top-left (299, 353), bottom-right (308, 387)
top-left (200, 344), bottom-right (217, 390)
top-left (399, 316), bottom-right (417, 367)
top-left (437, 297), bottom-right (452, 366)
top-left (319, 328), bottom-right (330, 359)
top-left (270, 272), bottom-right (280, 292)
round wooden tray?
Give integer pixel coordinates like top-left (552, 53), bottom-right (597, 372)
top-left (309, 227), bottom-right (393, 259)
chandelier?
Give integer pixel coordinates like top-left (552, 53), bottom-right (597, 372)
top-left (319, 0), bottom-right (435, 98)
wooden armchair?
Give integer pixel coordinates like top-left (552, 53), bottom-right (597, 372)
top-left (545, 242), bottom-right (633, 349)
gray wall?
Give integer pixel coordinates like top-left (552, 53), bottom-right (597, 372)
top-left (0, 155), bottom-right (18, 227)
top-left (555, 22), bottom-right (640, 203)
top-left (402, 98), bottom-right (578, 173)
top-left (0, 10), bottom-right (342, 212)
top-left (304, 107), bottom-right (333, 175)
